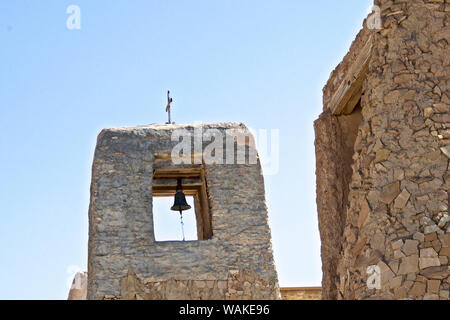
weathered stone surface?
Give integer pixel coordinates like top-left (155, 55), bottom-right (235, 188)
top-left (441, 146), bottom-right (450, 159)
top-left (394, 189), bottom-right (411, 209)
top-left (420, 266), bottom-right (450, 280)
top-left (376, 149), bottom-right (391, 163)
top-left (353, 237), bottom-right (368, 256)
top-left (402, 240), bottom-right (419, 256)
top-left (413, 232), bottom-right (425, 242)
top-left (440, 235), bottom-right (450, 248)
top-left (314, 109), bottom-right (362, 300)
top-left (427, 280), bottom-right (440, 295)
top-left (68, 271), bottom-right (88, 300)
top-left (280, 287), bottom-right (322, 300)
top-left (389, 276), bottom-right (403, 290)
top-left (420, 248), bottom-right (441, 270)
top-left (398, 255), bottom-right (419, 275)
top-left (440, 247), bottom-right (450, 258)
top-left (438, 216), bottom-right (450, 228)
top-left (384, 90), bottom-right (400, 104)
top-left (358, 198), bottom-right (371, 228)
top-left (378, 261), bottom-right (395, 287)
top-left (421, 248), bottom-right (439, 259)
top-left (440, 291), bottom-right (450, 299)
top-left (115, 268), bottom-right (279, 300)
top-left (379, 182), bottom-right (401, 205)
top-left (394, 250), bottom-right (406, 259)
top-left (394, 287), bottom-right (408, 300)
top-left (392, 239), bottom-right (404, 251)
top-left (409, 282), bottom-right (426, 297)
top-left (425, 225), bottom-right (442, 235)
top-left (424, 108), bottom-right (434, 119)
top-left (423, 293), bottom-right (439, 300)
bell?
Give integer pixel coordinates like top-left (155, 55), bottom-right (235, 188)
top-left (170, 178), bottom-right (191, 212)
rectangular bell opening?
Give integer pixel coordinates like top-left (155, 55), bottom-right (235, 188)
top-left (152, 196), bottom-right (198, 242)
top-left (152, 168), bottom-right (213, 241)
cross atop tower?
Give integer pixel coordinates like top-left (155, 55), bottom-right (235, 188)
top-left (165, 90), bottom-right (173, 124)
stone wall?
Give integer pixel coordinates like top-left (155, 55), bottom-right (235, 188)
top-left (280, 287), bottom-right (322, 300)
top-left (68, 271), bottom-right (88, 300)
top-left (87, 123), bottom-right (280, 300)
top-left (316, 0), bottom-right (450, 300)
top-left (315, 107), bottom-right (363, 299)
top-left (69, 268), bottom-right (317, 300)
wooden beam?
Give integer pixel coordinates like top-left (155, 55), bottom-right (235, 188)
top-left (193, 194), bottom-right (204, 240)
top-left (152, 178), bottom-right (202, 187)
top-left (153, 168), bottom-right (202, 180)
top-left (199, 169), bottom-right (212, 239)
top-left (152, 185), bottom-right (201, 197)
top-left (328, 36), bottom-right (372, 115)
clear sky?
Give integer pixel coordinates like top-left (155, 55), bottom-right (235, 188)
top-left (0, 0), bottom-right (372, 299)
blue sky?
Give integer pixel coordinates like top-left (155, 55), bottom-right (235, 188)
top-left (0, 0), bottom-right (372, 299)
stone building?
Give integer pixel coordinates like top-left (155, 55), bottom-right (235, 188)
top-left (86, 123), bottom-right (280, 300)
top-left (68, 272), bottom-right (88, 300)
top-left (315, 0), bottom-right (450, 300)
top-left (279, 287), bottom-right (322, 300)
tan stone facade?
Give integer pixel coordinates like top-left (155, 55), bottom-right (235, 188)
top-left (315, 0), bottom-right (450, 300)
top-left (67, 272), bottom-right (88, 300)
top-left (69, 270), bottom-right (320, 300)
top-left (280, 287), bottom-right (322, 300)
top-left (87, 123), bottom-right (280, 300)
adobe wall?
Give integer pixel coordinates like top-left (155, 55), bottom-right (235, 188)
top-left (314, 107), bottom-right (364, 299)
top-left (67, 272), bottom-right (88, 300)
top-left (316, 0), bottom-right (450, 300)
top-left (87, 123), bottom-right (280, 300)
top-left (280, 287), bottom-right (322, 300)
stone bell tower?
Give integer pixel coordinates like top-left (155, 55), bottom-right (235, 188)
top-left (87, 123), bottom-right (280, 300)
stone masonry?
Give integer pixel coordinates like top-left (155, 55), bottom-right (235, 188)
top-left (68, 272), bottom-right (88, 300)
top-left (315, 0), bottom-right (450, 300)
top-left (87, 123), bottom-right (280, 300)
top-left (280, 287), bottom-right (322, 300)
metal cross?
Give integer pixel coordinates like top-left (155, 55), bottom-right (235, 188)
top-left (165, 90), bottom-right (173, 124)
